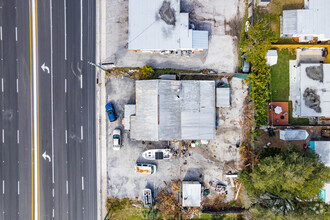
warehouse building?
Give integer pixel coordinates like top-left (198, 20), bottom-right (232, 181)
top-left (128, 0), bottom-right (208, 51)
top-left (125, 80), bottom-right (215, 141)
top-left (282, 0), bottom-right (330, 42)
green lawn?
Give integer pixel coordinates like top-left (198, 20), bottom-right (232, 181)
top-left (270, 49), bottom-right (310, 125)
top-left (288, 101), bottom-right (310, 125)
top-left (270, 48), bottom-right (296, 102)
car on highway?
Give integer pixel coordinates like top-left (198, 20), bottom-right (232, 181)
top-left (105, 103), bottom-right (116, 122)
top-left (112, 129), bottom-right (121, 150)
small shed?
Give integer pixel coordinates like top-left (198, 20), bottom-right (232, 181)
top-left (182, 181), bottom-right (201, 207)
top-left (266, 50), bottom-right (278, 66)
top-left (279, 129), bottom-right (309, 140)
top-left (216, 88), bottom-right (230, 107)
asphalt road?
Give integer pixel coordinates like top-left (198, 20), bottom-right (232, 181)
top-left (0, 0), bottom-right (33, 219)
top-left (37, 0), bottom-right (97, 220)
top-left (0, 0), bottom-right (96, 219)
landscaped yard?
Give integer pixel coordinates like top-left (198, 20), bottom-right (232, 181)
top-left (270, 48), bottom-right (295, 102)
top-left (270, 48), bottom-right (310, 125)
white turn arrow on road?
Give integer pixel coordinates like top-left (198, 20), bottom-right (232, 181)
top-left (42, 151), bottom-right (51, 162)
top-left (41, 63), bottom-right (50, 74)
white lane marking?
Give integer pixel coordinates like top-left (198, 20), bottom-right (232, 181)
top-left (80, 0), bottom-right (83, 60)
top-left (17, 181), bottom-right (19, 195)
top-left (50, 0), bottom-right (55, 185)
top-left (65, 78), bottom-right (67, 93)
top-left (82, 176), bottom-right (84, 190)
top-left (1, 78), bottom-right (3, 92)
top-left (65, 130), bottom-right (67, 144)
top-left (17, 130), bottom-right (19, 144)
top-left (31, 0), bottom-right (39, 217)
top-left (81, 126), bottom-right (83, 140)
top-left (0, 26), bottom-right (2, 41)
top-left (66, 180), bottom-right (68, 194)
top-left (80, 75), bottom-right (83, 89)
top-left (15, 27), bottom-right (18, 41)
top-left (64, 0), bottom-right (67, 60)
top-left (2, 129), bottom-right (4, 143)
top-left (2, 181), bottom-right (4, 194)
top-left (16, 78), bottom-right (18, 93)
top-left (52, 188), bottom-right (54, 197)
top-left (53, 209), bottom-right (54, 218)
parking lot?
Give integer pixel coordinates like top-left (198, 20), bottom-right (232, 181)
top-left (106, 76), bottom-right (249, 202)
top-left (100, 0), bottom-right (245, 73)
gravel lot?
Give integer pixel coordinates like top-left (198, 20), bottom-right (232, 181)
top-left (106, 77), bottom-right (249, 202)
top-left (100, 0), bottom-right (245, 73)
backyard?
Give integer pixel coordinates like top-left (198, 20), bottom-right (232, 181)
top-left (270, 48), bottom-right (309, 125)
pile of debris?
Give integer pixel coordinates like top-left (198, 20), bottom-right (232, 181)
top-left (303, 88), bottom-right (321, 113)
top-left (306, 65), bottom-right (323, 82)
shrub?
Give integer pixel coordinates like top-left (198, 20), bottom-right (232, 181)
top-left (140, 65), bottom-right (154, 79)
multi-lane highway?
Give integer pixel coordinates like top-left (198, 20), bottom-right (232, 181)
top-left (38, 0), bottom-right (97, 219)
top-left (0, 0), bottom-right (33, 219)
top-left (0, 0), bottom-right (97, 219)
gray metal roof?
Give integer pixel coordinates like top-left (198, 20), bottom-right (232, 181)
top-left (283, 0), bottom-right (330, 39)
top-left (192, 30), bottom-right (209, 49)
top-left (216, 88), bottom-right (230, 107)
top-left (128, 0), bottom-right (208, 50)
top-left (130, 80), bottom-right (215, 141)
top-left (283, 10), bottom-right (297, 35)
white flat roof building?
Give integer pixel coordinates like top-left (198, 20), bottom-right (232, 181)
top-left (282, 0), bottom-right (330, 42)
top-left (129, 80), bottom-right (215, 141)
top-left (128, 0), bottom-right (208, 51)
top-left (182, 181), bottom-right (202, 207)
top-left (310, 141), bottom-right (330, 203)
top-left (291, 63), bottom-right (330, 117)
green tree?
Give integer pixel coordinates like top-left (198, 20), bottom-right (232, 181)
top-left (140, 65), bottom-right (154, 79)
top-left (240, 7), bottom-right (276, 126)
top-left (239, 147), bottom-right (330, 217)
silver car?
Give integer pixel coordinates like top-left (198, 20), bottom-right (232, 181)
top-left (112, 129), bottom-right (121, 150)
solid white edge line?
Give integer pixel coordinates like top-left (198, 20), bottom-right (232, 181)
top-left (1, 78), bottom-right (3, 92)
top-left (31, 0), bottom-right (39, 218)
top-left (17, 181), bottom-right (19, 195)
top-left (81, 126), bottom-right (83, 140)
top-left (15, 27), bottom-right (18, 41)
top-left (16, 78), bottom-right (18, 93)
top-left (2, 129), bottom-right (4, 143)
top-left (2, 180), bottom-right (4, 194)
top-left (80, 0), bottom-right (83, 60)
top-left (65, 78), bottom-right (67, 93)
top-left (50, 0), bottom-right (54, 185)
top-left (65, 130), bottom-right (67, 144)
top-left (64, 0), bottom-right (67, 60)
top-left (17, 130), bottom-right (19, 144)
top-left (82, 176), bottom-right (84, 190)
top-left (66, 180), bottom-right (68, 194)
top-left (80, 75), bottom-right (83, 88)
